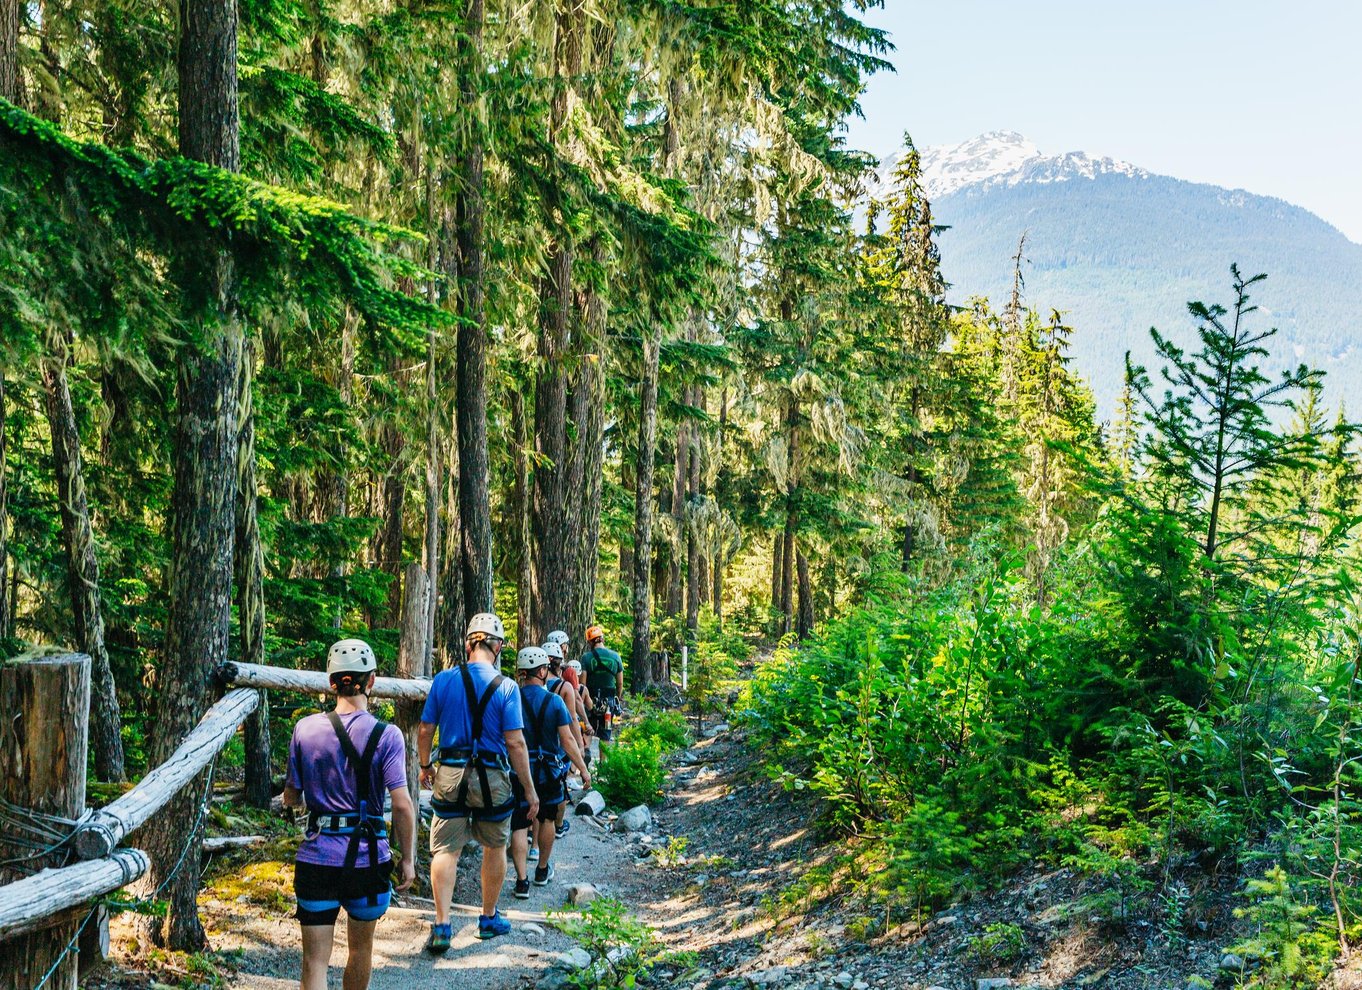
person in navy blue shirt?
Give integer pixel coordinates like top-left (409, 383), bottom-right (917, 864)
top-left (417, 613), bottom-right (537, 948)
top-left (508, 647), bottom-right (591, 899)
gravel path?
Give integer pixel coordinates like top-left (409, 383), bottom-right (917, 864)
top-left (212, 807), bottom-right (627, 990)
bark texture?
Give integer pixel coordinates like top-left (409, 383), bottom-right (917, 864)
top-left (0, 0), bottom-right (17, 642)
top-left (144, 0), bottom-right (242, 951)
top-left (796, 550), bottom-right (814, 640)
top-left (41, 344), bottom-right (126, 781)
top-left (630, 331), bottom-right (661, 691)
top-left (235, 340), bottom-right (270, 809)
top-left (455, 0), bottom-right (494, 618)
top-left (396, 564), bottom-right (430, 810)
top-left (0, 655), bottom-right (90, 990)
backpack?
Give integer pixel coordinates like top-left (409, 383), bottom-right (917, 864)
top-left (522, 689), bottom-right (568, 792)
top-left (585, 647), bottom-right (619, 696)
top-left (429, 665), bottom-right (516, 821)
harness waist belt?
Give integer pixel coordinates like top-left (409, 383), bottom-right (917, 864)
top-left (438, 746), bottom-right (510, 771)
top-left (308, 812), bottom-right (388, 834)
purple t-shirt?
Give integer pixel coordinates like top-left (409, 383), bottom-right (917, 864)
top-left (287, 710), bottom-right (407, 867)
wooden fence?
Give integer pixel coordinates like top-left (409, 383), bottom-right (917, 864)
top-left (0, 650), bottom-right (436, 990)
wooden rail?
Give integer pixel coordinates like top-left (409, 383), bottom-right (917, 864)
top-left (1, 647), bottom-right (437, 977)
top-left (71, 688), bottom-right (260, 860)
top-left (219, 660), bottom-right (432, 701)
top-left (0, 850), bottom-right (147, 941)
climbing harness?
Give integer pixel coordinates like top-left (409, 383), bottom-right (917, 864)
top-left (430, 665), bottom-right (515, 821)
top-left (308, 712), bottom-right (391, 874)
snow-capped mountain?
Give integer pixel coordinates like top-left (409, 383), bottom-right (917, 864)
top-left (873, 131), bottom-right (1149, 201)
top-left (870, 132), bottom-right (1362, 415)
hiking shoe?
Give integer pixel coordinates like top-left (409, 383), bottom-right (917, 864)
top-left (514, 877), bottom-right (530, 899)
top-left (478, 910), bottom-right (511, 939)
top-left (533, 863), bottom-right (555, 886)
top-left (556, 819), bottom-right (571, 838)
top-left (527, 845), bottom-right (539, 862)
top-left (426, 923), bottom-right (452, 954)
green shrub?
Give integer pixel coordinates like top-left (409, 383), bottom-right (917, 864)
top-left (969, 922), bottom-right (1027, 966)
top-left (1226, 866), bottom-right (1338, 987)
top-left (549, 896), bottom-right (695, 990)
top-left (597, 736), bottom-right (666, 808)
top-left (619, 710), bottom-right (689, 753)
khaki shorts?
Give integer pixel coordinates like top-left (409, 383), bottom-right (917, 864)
top-left (429, 763), bottom-right (514, 852)
top-left (430, 811), bottom-right (511, 853)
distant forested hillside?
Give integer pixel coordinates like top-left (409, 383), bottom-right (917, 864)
top-left (933, 172), bottom-right (1362, 414)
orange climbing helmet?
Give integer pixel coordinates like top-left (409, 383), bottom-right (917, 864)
top-left (585, 624), bottom-right (605, 645)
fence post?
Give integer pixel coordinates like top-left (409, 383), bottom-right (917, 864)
top-left (396, 564), bottom-right (431, 813)
top-left (0, 654), bottom-right (92, 990)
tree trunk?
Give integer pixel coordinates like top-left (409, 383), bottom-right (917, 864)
top-left (455, 0), bottom-right (494, 619)
top-left (779, 514), bottom-right (795, 636)
top-left (0, 655), bottom-right (90, 990)
top-left (0, 381), bottom-right (7, 641)
top-left (527, 4), bottom-right (584, 645)
top-left (565, 241), bottom-right (607, 636)
top-left (666, 425), bottom-right (687, 629)
top-left (235, 339), bottom-right (270, 809)
top-left (396, 564), bottom-right (429, 810)
top-left (326, 307), bottom-right (358, 629)
top-left (618, 455), bottom-right (634, 608)
top-left (144, 0), bottom-right (241, 951)
top-left (423, 191), bottom-right (441, 673)
top-left (41, 345), bottom-right (126, 781)
top-left (510, 390), bottom-right (532, 642)
top-left (796, 549), bottom-right (814, 641)
top-left (0, 0), bottom-right (16, 642)
top-left (712, 553), bottom-right (723, 624)
top-left (377, 400), bottom-right (407, 626)
top-left (770, 532), bottom-right (783, 630)
top-left (687, 386), bottom-right (705, 627)
top-left (436, 443), bottom-right (464, 667)
top-left (630, 328), bottom-right (660, 692)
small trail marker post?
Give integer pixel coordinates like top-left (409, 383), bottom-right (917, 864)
top-left (0, 654), bottom-right (92, 990)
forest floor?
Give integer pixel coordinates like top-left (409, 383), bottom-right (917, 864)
top-left (89, 678), bottom-right (1362, 990)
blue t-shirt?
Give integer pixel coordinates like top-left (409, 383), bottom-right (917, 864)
top-left (421, 660), bottom-right (523, 757)
top-left (519, 683), bottom-right (572, 758)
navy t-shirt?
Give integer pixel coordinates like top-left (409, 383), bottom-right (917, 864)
top-left (519, 683), bottom-right (572, 758)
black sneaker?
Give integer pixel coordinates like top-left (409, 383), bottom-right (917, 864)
top-left (533, 863), bottom-right (555, 886)
top-left (514, 877), bottom-right (530, 899)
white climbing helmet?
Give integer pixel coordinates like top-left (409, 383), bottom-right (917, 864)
top-left (542, 641), bottom-right (564, 660)
top-left (327, 639), bottom-right (377, 676)
top-left (566, 659), bottom-right (583, 674)
top-left (546, 630), bottom-right (569, 647)
top-left (516, 647), bottom-right (551, 671)
top-left (465, 612), bottom-right (506, 644)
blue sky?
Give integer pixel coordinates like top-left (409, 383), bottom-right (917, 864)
top-left (842, 1), bottom-right (1362, 242)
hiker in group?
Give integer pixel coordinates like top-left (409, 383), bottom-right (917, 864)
top-left (566, 659), bottom-right (594, 749)
top-left (417, 613), bottom-right (538, 948)
top-left (283, 639), bottom-right (416, 990)
top-left (580, 624), bottom-right (625, 744)
top-left (508, 647), bottom-right (592, 898)
top-left (543, 638), bottom-right (590, 759)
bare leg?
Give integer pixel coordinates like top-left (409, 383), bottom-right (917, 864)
top-left (510, 828), bottom-right (529, 881)
top-left (480, 842), bottom-right (507, 916)
top-left (343, 918), bottom-right (378, 990)
top-left (299, 924), bottom-right (334, 990)
top-left (431, 850), bottom-right (460, 926)
top-left (537, 817), bottom-right (557, 868)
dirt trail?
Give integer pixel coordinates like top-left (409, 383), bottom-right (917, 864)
top-left (206, 809), bottom-right (623, 990)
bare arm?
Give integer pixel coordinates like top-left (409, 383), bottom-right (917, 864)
top-left (388, 785), bottom-right (417, 890)
top-left (504, 729), bottom-right (539, 821)
top-left (417, 721), bottom-right (436, 788)
top-left (558, 723), bottom-right (591, 788)
top-left (616, 668), bottom-right (625, 700)
top-left (282, 784), bottom-right (303, 808)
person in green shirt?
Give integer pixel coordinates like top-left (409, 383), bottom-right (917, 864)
top-left (579, 624), bottom-right (624, 744)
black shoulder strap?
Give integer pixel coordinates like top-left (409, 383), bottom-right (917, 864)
top-left (326, 712), bottom-right (387, 804)
top-left (529, 692), bottom-right (555, 751)
top-left (465, 666), bottom-right (505, 745)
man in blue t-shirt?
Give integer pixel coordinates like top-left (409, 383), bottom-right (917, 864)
top-left (417, 612), bottom-right (537, 948)
top-left (508, 647), bottom-right (591, 898)
top-left (283, 639), bottom-right (416, 990)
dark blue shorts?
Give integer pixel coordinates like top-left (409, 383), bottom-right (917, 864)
top-left (294, 859), bottom-right (392, 926)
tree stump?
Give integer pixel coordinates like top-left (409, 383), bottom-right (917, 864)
top-left (0, 654), bottom-right (92, 990)
top-left (396, 564), bottom-right (431, 812)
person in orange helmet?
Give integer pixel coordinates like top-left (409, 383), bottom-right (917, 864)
top-left (579, 624), bottom-right (624, 745)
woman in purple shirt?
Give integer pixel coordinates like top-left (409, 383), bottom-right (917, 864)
top-left (283, 639), bottom-right (417, 990)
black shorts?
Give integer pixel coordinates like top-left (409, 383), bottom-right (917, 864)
top-left (511, 773), bottom-right (565, 830)
top-left (294, 859), bottom-right (392, 926)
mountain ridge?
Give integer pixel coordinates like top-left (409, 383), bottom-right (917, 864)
top-left (873, 133), bottom-right (1362, 414)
